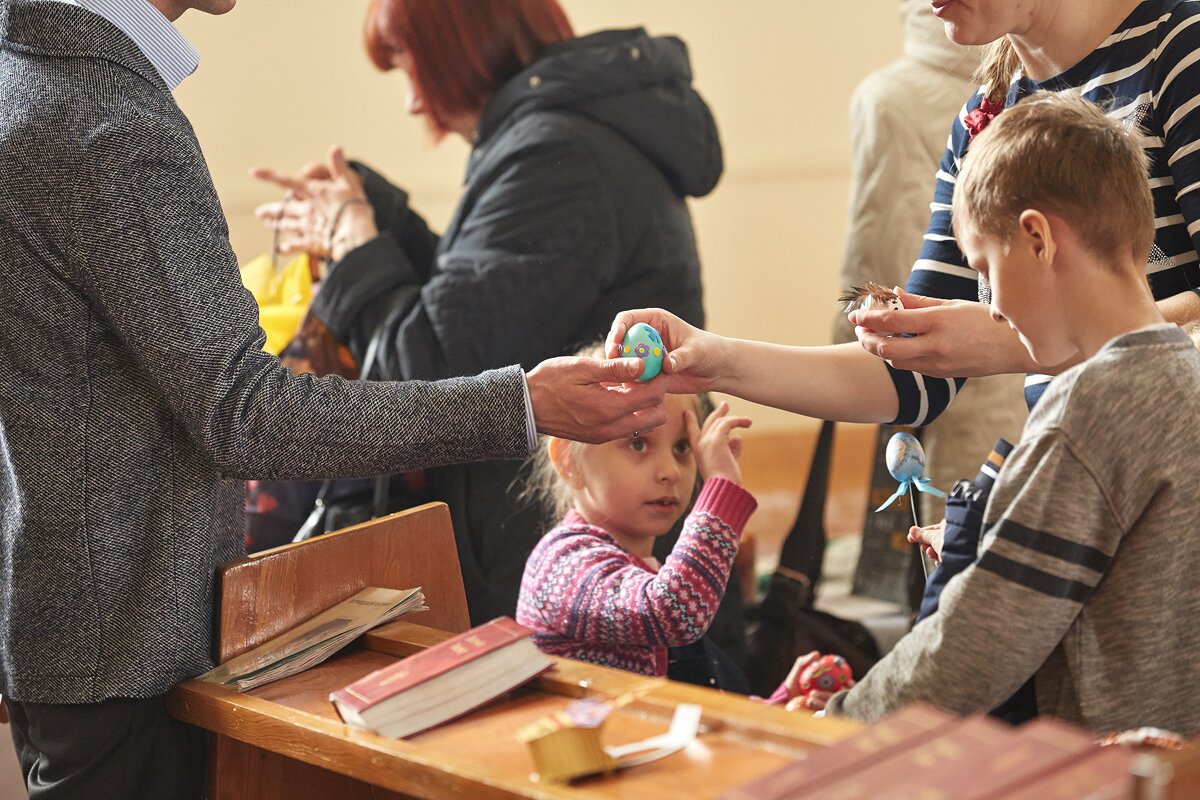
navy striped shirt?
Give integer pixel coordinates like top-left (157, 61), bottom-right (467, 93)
top-left (897, 0), bottom-right (1200, 424)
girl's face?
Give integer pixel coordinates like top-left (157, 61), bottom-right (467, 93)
top-left (932, 0), bottom-right (1035, 46)
top-left (566, 395), bottom-right (700, 559)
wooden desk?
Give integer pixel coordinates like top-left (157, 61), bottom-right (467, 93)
top-left (168, 502), bottom-right (858, 798)
top-left (168, 503), bottom-right (1200, 798)
top-left (169, 621), bottom-right (860, 799)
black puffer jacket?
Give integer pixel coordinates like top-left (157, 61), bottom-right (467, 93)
top-left (311, 28), bottom-right (722, 627)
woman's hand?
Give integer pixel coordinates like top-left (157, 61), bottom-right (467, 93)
top-left (908, 518), bottom-right (946, 564)
top-left (252, 145), bottom-right (378, 265)
top-left (850, 288), bottom-right (1038, 379)
top-left (686, 402), bottom-right (751, 484)
top-left (607, 308), bottom-right (733, 395)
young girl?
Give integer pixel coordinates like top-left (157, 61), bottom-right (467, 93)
top-left (516, 389), bottom-right (756, 690)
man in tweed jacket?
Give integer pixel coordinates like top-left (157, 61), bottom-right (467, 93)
top-left (0, 0), bottom-right (666, 795)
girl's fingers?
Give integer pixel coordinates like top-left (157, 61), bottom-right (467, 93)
top-left (722, 416), bottom-right (752, 431)
top-left (700, 402), bottom-right (730, 433)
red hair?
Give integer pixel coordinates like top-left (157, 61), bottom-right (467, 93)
top-left (365, 0), bottom-right (574, 137)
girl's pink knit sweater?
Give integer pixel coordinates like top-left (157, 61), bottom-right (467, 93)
top-left (516, 478), bottom-right (757, 676)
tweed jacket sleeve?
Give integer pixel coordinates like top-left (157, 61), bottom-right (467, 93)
top-left (69, 111), bottom-right (530, 479)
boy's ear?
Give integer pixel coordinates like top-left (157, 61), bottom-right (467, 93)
top-left (1018, 209), bottom-right (1057, 267)
top-left (548, 438), bottom-right (584, 488)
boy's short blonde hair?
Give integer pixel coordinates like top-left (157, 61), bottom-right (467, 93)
top-left (952, 91), bottom-right (1154, 267)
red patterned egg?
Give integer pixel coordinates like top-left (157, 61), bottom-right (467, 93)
top-left (799, 655), bottom-right (853, 695)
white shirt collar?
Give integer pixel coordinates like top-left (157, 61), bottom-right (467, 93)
top-left (55, 0), bottom-right (200, 90)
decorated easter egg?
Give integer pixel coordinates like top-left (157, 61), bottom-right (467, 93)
top-left (798, 655), bottom-right (853, 695)
top-left (620, 323), bottom-right (666, 382)
top-left (885, 431), bottom-right (926, 483)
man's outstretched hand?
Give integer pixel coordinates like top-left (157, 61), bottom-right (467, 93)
top-left (526, 356), bottom-right (667, 443)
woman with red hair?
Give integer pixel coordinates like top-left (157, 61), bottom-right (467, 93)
top-left (253, 0), bottom-right (730, 645)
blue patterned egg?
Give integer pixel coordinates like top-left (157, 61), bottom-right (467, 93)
top-left (885, 432), bottom-right (926, 483)
top-left (620, 323), bottom-right (666, 382)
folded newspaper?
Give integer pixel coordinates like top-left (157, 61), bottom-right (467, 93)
top-left (199, 586), bottom-right (427, 691)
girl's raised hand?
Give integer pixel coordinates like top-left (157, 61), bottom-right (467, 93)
top-left (685, 401), bottom-right (751, 484)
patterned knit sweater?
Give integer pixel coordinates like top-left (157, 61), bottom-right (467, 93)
top-left (516, 478), bottom-right (757, 676)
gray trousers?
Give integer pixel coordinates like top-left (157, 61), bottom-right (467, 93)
top-left (6, 695), bottom-right (206, 800)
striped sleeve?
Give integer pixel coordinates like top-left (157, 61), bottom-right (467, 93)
top-left (1153, 3), bottom-right (1200, 272)
top-left (827, 428), bottom-right (1123, 723)
top-left (887, 96), bottom-right (980, 425)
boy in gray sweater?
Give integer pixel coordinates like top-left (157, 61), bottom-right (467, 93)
top-left (822, 91), bottom-right (1200, 736)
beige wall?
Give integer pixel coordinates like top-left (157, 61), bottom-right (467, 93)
top-left (175, 1), bottom-right (906, 431)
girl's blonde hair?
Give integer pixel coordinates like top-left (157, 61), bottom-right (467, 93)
top-left (514, 341), bottom-right (712, 525)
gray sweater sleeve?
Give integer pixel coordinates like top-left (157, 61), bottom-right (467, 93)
top-left (827, 427), bottom-right (1126, 722)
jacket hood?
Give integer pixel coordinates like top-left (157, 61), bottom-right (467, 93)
top-left (476, 28), bottom-right (723, 197)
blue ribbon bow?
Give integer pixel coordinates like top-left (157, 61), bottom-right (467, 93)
top-left (875, 476), bottom-right (947, 513)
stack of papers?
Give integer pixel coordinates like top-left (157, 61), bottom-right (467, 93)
top-left (199, 586), bottom-right (426, 692)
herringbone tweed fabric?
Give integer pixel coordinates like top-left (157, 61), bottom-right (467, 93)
top-left (0, 0), bottom-right (528, 703)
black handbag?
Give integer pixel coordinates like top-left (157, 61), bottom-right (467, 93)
top-left (743, 421), bottom-right (882, 697)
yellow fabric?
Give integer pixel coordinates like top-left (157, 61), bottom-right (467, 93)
top-left (240, 252), bottom-right (313, 354)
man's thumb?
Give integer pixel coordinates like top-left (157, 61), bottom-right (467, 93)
top-left (600, 356), bottom-right (645, 382)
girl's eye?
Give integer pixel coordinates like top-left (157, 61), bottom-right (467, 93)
top-left (673, 440), bottom-right (691, 456)
top-left (629, 438), bottom-right (647, 453)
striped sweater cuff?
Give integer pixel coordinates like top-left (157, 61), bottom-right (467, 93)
top-left (693, 477), bottom-right (757, 534)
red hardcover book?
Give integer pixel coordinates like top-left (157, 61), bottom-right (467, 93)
top-left (964, 717), bottom-right (1099, 799)
top-left (870, 716), bottom-right (1097, 800)
top-left (721, 704), bottom-right (962, 800)
top-left (330, 616), bottom-right (552, 738)
top-left (996, 745), bottom-right (1134, 799)
top-left (789, 713), bottom-right (1016, 799)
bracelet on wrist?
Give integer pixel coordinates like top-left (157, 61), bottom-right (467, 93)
top-left (327, 198), bottom-right (372, 260)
